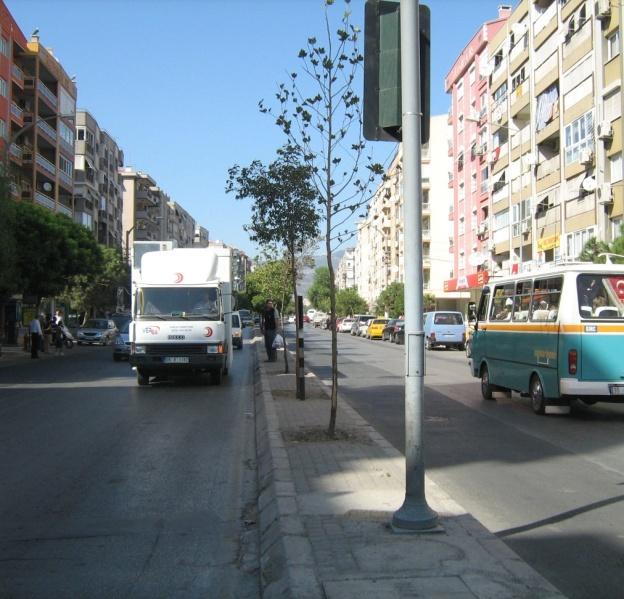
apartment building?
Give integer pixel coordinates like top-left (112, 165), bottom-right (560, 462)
top-left (5, 26), bottom-right (76, 217)
top-left (165, 200), bottom-right (195, 248)
top-left (193, 225), bottom-right (209, 247)
top-left (448, 0), bottom-right (623, 300)
top-left (335, 247), bottom-right (356, 290)
top-left (353, 115), bottom-right (455, 310)
top-left (445, 4), bottom-right (511, 302)
top-left (74, 110), bottom-right (124, 248)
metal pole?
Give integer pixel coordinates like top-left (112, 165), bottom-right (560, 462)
top-left (297, 295), bottom-right (305, 400)
top-left (392, 0), bottom-right (438, 531)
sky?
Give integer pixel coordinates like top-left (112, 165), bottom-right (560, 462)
top-left (7, 0), bottom-right (511, 257)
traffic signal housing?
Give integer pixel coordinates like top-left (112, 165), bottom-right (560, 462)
top-left (363, 1), bottom-right (430, 144)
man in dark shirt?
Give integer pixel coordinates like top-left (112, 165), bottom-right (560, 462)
top-left (260, 299), bottom-right (280, 362)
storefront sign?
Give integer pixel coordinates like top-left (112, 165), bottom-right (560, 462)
top-left (444, 271), bottom-right (489, 292)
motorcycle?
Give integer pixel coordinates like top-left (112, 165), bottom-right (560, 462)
top-left (60, 325), bottom-right (74, 349)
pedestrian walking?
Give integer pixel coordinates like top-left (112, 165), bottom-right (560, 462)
top-left (29, 315), bottom-right (42, 359)
top-left (260, 299), bottom-right (280, 362)
top-left (53, 310), bottom-right (65, 356)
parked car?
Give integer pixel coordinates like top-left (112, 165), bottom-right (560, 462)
top-left (358, 318), bottom-right (374, 337)
top-left (112, 321), bottom-right (131, 361)
top-left (393, 321), bottom-right (405, 344)
top-left (238, 309), bottom-right (253, 327)
top-left (339, 317), bottom-right (354, 333)
top-left (381, 319), bottom-right (397, 341)
top-left (77, 318), bottom-right (118, 345)
top-left (303, 314), bottom-right (311, 323)
top-left (423, 311), bottom-right (466, 351)
top-left (367, 318), bottom-right (389, 339)
top-left (313, 312), bottom-right (327, 327)
top-left (231, 311), bottom-right (243, 349)
top-left (350, 314), bottom-right (375, 336)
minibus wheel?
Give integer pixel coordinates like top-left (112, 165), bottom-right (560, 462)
top-left (137, 369), bottom-right (149, 386)
top-left (480, 365), bottom-right (494, 400)
top-left (530, 375), bottom-right (546, 415)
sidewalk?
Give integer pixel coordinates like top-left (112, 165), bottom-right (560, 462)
top-left (253, 334), bottom-right (565, 599)
top-left (0, 344), bottom-right (68, 367)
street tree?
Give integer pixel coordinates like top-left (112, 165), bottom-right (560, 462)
top-left (226, 145), bottom-right (320, 385)
top-left (336, 287), bottom-right (368, 316)
top-left (608, 223), bottom-right (624, 262)
top-left (259, 0), bottom-right (384, 434)
top-left (64, 246), bottom-right (129, 322)
top-left (0, 171), bottom-right (17, 300)
top-left (579, 237), bottom-right (610, 263)
top-left (307, 266), bottom-right (331, 313)
top-left (13, 202), bottom-right (102, 305)
top-left (245, 260), bottom-right (293, 315)
top-left (376, 282), bottom-right (405, 318)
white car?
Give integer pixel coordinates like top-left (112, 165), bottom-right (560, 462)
top-left (358, 318), bottom-right (374, 337)
top-left (231, 311), bottom-right (243, 349)
top-left (313, 313), bottom-right (327, 327)
top-left (339, 318), bottom-right (354, 332)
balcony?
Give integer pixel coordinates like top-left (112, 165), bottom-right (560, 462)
top-left (37, 119), bottom-right (57, 142)
top-left (57, 203), bottom-right (72, 217)
top-left (10, 102), bottom-right (24, 126)
top-left (59, 170), bottom-right (73, 189)
top-left (35, 190), bottom-right (55, 210)
top-left (11, 64), bottom-right (24, 87)
top-left (36, 153), bottom-right (56, 176)
top-left (9, 143), bottom-right (23, 160)
top-left (37, 80), bottom-right (58, 109)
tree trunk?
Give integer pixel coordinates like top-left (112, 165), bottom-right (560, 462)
top-left (291, 251), bottom-right (304, 399)
top-left (280, 291), bottom-right (289, 374)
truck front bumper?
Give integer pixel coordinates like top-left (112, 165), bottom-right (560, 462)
top-left (130, 353), bottom-right (225, 376)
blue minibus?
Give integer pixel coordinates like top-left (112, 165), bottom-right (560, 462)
top-left (469, 264), bottom-right (624, 414)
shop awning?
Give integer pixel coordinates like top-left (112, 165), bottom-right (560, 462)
top-left (444, 271), bottom-right (490, 292)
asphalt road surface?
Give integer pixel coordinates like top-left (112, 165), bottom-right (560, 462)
top-left (0, 332), bottom-right (259, 599)
top-left (296, 324), bottom-right (624, 599)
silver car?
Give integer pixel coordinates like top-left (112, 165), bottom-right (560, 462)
top-left (77, 318), bottom-right (118, 346)
top-left (112, 321), bottom-right (130, 361)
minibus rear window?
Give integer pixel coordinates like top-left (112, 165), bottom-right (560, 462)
top-left (577, 274), bottom-right (624, 319)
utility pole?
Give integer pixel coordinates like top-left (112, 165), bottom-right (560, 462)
top-left (391, 0), bottom-right (438, 531)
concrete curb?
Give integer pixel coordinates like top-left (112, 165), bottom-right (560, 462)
top-left (253, 337), bottom-right (324, 599)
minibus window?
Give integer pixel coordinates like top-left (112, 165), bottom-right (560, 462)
top-left (490, 284), bottom-right (515, 321)
top-left (476, 288), bottom-right (490, 322)
top-left (512, 280), bottom-right (532, 321)
top-left (531, 277), bottom-right (562, 321)
top-left (577, 274), bottom-right (624, 319)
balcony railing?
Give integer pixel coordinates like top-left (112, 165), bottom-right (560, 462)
top-left (9, 143), bottom-right (23, 159)
top-left (59, 170), bottom-right (72, 188)
top-left (37, 119), bottom-right (57, 141)
top-left (533, 1), bottom-right (556, 36)
top-left (37, 80), bottom-right (58, 107)
top-left (36, 153), bottom-right (56, 176)
top-left (10, 102), bottom-right (23, 120)
top-left (11, 63), bottom-right (24, 84)
top-left (35, 191), bottom-right (55, 210)
top-left (57, 203), bottom-right (72, 217)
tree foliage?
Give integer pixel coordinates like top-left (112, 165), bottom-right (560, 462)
top-left (336, 287), bottom-right (368, 316)
top-left (245, 260), bottom-right (293, 314)
top-left (13, 202), bottom-right (102, 303)
top-left (307, 266), bottom-right (331, 312)
top-left (64, 246), bottom-right (129, 320)
top-left (375, 282), bottom-right (404, 318)
top-left (579, 224), bottom-right (624, 264)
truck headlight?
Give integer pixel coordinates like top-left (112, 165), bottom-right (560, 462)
top-left (134, 345), bottom-right (146, 355)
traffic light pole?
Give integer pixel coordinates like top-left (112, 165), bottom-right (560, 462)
top-left (392, 0), bottom-right (438, 531)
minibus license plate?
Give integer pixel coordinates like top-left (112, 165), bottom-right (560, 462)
top-left (163, 357), bottom-right (189, 364)
top-left (609, 385), bottom-right (624, 396)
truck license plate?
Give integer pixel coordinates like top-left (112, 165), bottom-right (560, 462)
top-left (609, 385), bottom-right (624, 396)
top-left (163, 357), bottom-right (189, 364)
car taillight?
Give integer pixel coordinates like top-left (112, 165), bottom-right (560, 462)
top-left (568, 349), bottom-right (577, 375)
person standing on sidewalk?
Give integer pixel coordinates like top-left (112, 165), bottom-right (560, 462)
top-left (29, 315), bottom-right (42, 359)
top-left (260, 299), bottom-right (280, 362)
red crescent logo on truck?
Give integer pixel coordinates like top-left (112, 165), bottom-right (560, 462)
top-left (173, 272), bottom-right (183, 283)
top-left (203, 327), bottom-right (213, 337)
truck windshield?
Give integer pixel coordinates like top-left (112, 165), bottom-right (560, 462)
top-left (137, 287), bottom-right (220, 319)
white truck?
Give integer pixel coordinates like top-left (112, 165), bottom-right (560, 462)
top-left (129, 242), bottom-right (233, 386)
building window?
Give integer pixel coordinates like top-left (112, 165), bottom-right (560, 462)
top-left (59, 155), bottom-right (73, 177)
top-left (480, 166), bottom-right (489, 193)
top-left (609, 152), bottom-right (623, 183)
top-left (469, 66), bottom-right (476, 84)
top-left (511, 66), bottom-right (526, 91)
top-left (512, 199), bottom-right (531, 237)
top-left (492, 83), bottom-right (507, 105)
top-left (456, 80), bottom-right (464, 100)
top-left (77, 128), bottom-right (85, 141)
top-left (59, 121), bottom-right (74, 146)
top-left (607, 30), bottom-right (620, 61)
top-left (0, 37), bottom-right (8, 57)
top-left (0, 118), bottom-right (6, 139)
top-left (611, 217), bottom-right (623, 240)
top-left (566, 226), bottom-right (596, 259)
top-left (0, 77), bottom-right (7, 98)
top-left (564, 110), bottom-right (594, 165)
top-left (459, 217), bottom-right (465, 236)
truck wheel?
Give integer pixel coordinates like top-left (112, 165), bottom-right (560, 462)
top-left (211, 368), bottom-right (222, 385)
top-left (480, 365), bottom-right (494, 400)
top-left (137, 369), bottom-right (149, 386)
top-left (530, 374), bottom-right (546, 415)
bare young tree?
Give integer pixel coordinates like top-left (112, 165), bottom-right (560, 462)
top-left (260, 0), bottom-right (383, 436)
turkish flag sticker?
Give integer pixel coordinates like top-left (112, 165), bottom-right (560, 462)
top-left (608, 277), bottom-right (624, 301)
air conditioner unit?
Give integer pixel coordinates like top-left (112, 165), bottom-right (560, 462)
top-left (580, 148), bottom-right (594, 165)
top-left (597, 0), bottom-right (611, 20)
top-left (597, 183), bottom-right (613, 205)
top-left (478, 222), bottom-right (488, 235)
top-left (522, 221), bottom-right (531, 234)
top-left (597, 120), bottom-right (613, 140)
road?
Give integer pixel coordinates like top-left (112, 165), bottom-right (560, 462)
top-left (296, 324), bottom-right (624, 599)
top-left (0, 333), bottom-right (260, 599)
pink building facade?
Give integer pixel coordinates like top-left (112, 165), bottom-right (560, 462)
top-left (444, 5), bottom-right (511, 298)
